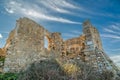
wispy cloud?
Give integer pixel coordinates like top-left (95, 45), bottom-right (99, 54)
top-left (111, 25), bottom-right (120, 30)
top-left (104, 28), bottom-right (120, 35)
top-left (110, 55), bottom-right (120, 66)
top-left (0, 34), bottom-right (3, 39)
top-left (40, 0), bottom-right (79, 9)
top-left (102, 23), bottom-right (120, 43)
top-left (0, 31), bottom-right (9, 34)
top-left (5, 0), bottom-right (114, 21)
top-left (101, 34), bottom-right (120, 39)
top-left (4, 0), bottom-right (81, 24)
top-left (70, 30), bottom-right (82, 34)
top-left (109, 39), bottom-right (120, 43)
top-left (62, 29), bottom-right (83, 40)
top-left (25, 9), bottom-right (81, 24)
top-left (111, 49), bottom-right (120, 51)
top-left (36, 0), bottom-right (78, 14)
top-left (107, 48), bottom-right (120, 52)
top-left (62, 33), bottom-right (79, 38)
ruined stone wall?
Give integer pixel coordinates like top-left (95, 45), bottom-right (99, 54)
top-left (44, 29), bottom-right (51, 51)
top-left (91, 27), bottom-right (103, 50)
top-left (50, 32), bottom-right (63, 52)
top-left (2, 17), bottom-right (116, 73)
top-left (3, 18), bottom-right (46, 72)
top-left (82, 20), bottom-right (105, 69)
top-left (0, 48), bottom-right (6, 57)
top-left (64, 35), bottom-right (85, 53)
top-left (44, 31), bottom-right (63, 53)
top-left (82, 20), bottom-right (103, 51)
top-left (63, 35), bottom-right (86, 60)
top-left (3, 17), bottom-right (87, 72)
top-left (3, 17), bottom-right (65, 72)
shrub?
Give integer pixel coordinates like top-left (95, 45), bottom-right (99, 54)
top-left (0, 73), bottom-right (18, 80)
top-left (18, 59), bottom-right (68, 80)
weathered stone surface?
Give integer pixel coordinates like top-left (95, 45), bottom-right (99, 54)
top-left (83, 20), bottom-right (103, 51)
top-left (63, 35), bottom-right (86, 60)
top-left (3, 17), bottom-right (66, 72)
top-left (3, 18), bottom-right (46, 72)
top-left (0, 48), bottom-right (6, 57)
top-left (3, 17), bottom-right (108, 73)
top-left (3, 17), bottom-right (86, 72)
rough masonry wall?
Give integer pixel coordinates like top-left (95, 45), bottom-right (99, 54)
top-left (2, 17), bottom-right (116, 73)
top-left (3, 17), bottom-right (46, 72)
top-left (82, 20), bottom-right (103, 51)
top-left (3, 17), bottom-right (86, 73)
top-left (63, 35), bottom-right (86, 60)
top-left (3, 17), bottom-right (65, 73)
top-left (50, 33), bottom-right (63, 52)
top-left (0, 48), bottom-right (6, 57)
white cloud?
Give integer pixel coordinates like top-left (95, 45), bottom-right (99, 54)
top-left (62, 0), bottom-right (79, 9)
top-left (0, 34), bottom-right (3, 39)
top-left (102, 24), bottom-right (120, 43)
top-left (111, 25), bottom-right (120, 30)
top-left (70, 30), bottom-right (82, 34)
top-left (37, 0), bottom-right (72, 14)
top-left (104, 28), bottom-right (120, 34)
top-left (62, 30), bottom-right (82, 40)
top-left (0, 31), bottom-right (9, 34)
top-left (104, 28), bottom-right (114, 33)
top-left (101, 34), bottom-right (120, 39)
top-left (110, 39), bottom-right (120, 43)
top-left (110, 55), bottom-right (120, 66)
top-left (5, 8), bottom-right (14, 13)
top-left (4, 0), bottom-right (81, 24)
top-left (111, 49), bottom-right (120, 51)
top-left (24, 9), bottom-right (81, 24)
top-left (107, 48), bottom-right (120, 52)
top-left (38, 0), bottom-right (79, 9)
top-left (63, 33), bottom-right (79, 37)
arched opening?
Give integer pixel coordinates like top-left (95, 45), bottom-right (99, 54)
top-left (44, 35), bottom-right (51, 51)
top-left (44, 36), bottom-right (49, 49)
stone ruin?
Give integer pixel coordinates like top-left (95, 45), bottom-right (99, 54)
top-left (3, 17), bottom-right (46, 72)
top-left (2, 17), bottom-right (117, 73)
top-left (2, 17), bottom-right (86, 72)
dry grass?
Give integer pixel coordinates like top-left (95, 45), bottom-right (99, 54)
top-left (62, 63), bottom-right (79, 75)
top-left (17, 56), bottom-right (115, 80)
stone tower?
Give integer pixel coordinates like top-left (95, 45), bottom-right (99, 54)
top-left (82, 20), bottom-right (119, 72)
top-left (83, 20), bottom-right (103, 51)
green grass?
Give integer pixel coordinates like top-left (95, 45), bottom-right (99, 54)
top-left (0, 73), bottom-right (18, 80)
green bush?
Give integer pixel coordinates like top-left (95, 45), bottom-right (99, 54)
top-left (0, 57), bottom-right (5, 62)
top-left (0, 73), bottom-right (18, 80)
top-left (0, 57), bottom-right (5, 67)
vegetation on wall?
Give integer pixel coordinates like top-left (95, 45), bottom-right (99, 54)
top-left (0, 53), bottom-right (119, 80)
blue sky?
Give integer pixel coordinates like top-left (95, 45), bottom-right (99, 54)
top-left (0, 0), bottom-right (120, 66)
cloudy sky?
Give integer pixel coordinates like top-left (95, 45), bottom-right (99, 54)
top-left (0, 0), bottom-right (120, 66)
